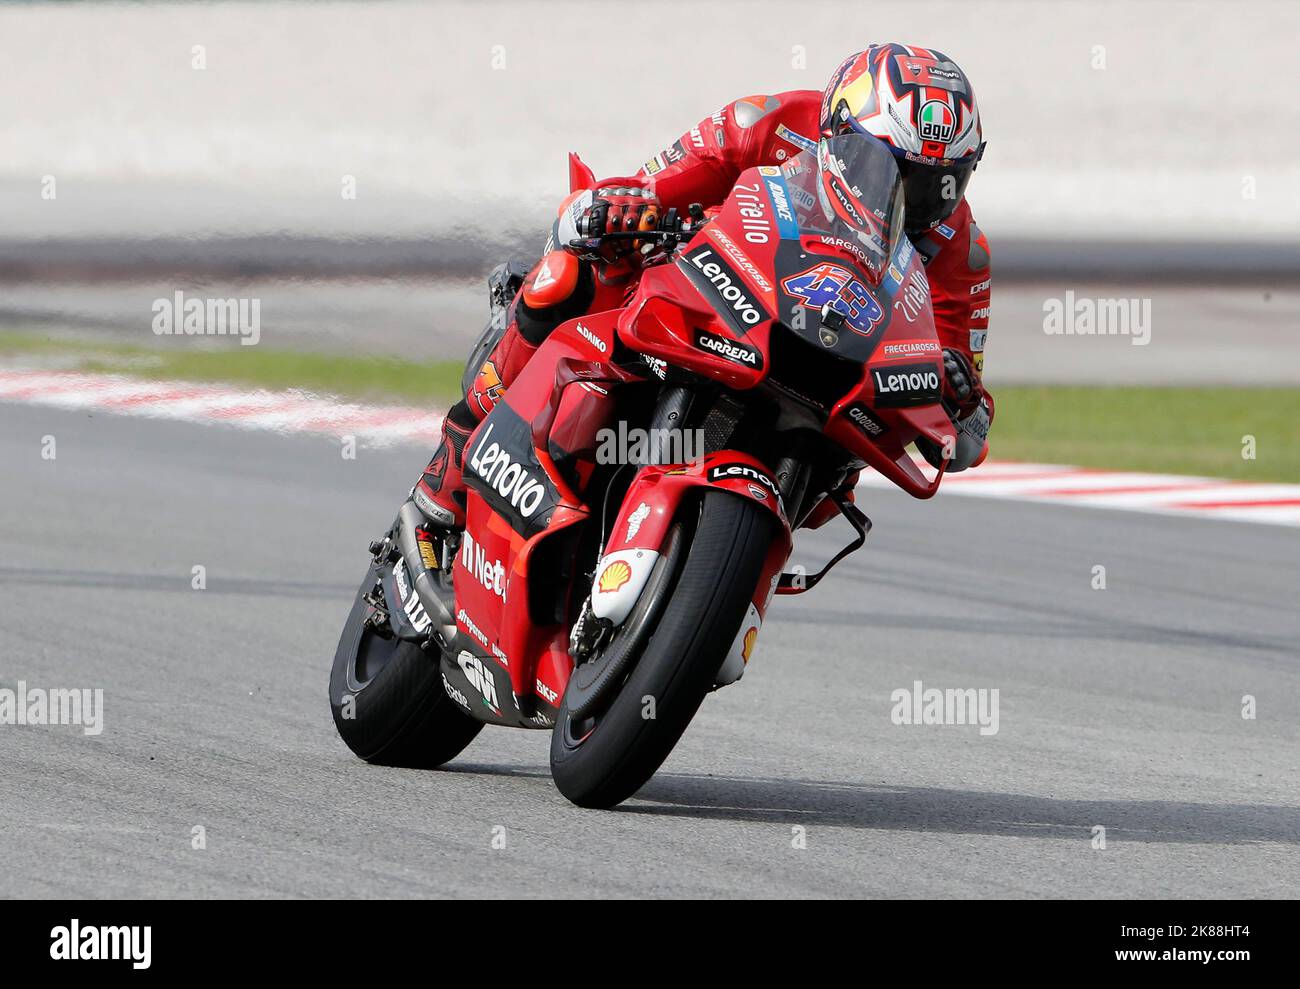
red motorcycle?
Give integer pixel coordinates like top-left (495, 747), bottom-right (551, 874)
top-left (329, 134), bottom-right (969, 808)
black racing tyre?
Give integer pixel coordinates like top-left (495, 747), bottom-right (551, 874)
top-left (550, 490), bottom-right (774, 808)
top-left (329, 567), bottom-right (482, 768)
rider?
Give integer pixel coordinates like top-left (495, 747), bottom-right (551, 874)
top-left (411, 43), bottom-right (993, 534)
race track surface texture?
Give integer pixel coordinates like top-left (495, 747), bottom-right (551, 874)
top-left (1, 406), bottom-right (1297, 898)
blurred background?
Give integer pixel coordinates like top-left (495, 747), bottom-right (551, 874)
top-left (2, 0), bottom-right (1297, 473)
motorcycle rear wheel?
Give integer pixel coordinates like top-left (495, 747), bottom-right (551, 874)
top-left (549, 490), bottom-right (773, 808)
top-left (329, 566), bottom-right (482, 768)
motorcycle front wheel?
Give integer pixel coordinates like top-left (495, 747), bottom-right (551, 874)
top-left (549, 489), bottom-right (774, 808)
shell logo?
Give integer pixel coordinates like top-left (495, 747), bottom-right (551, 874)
top-left (597, 560), bottom-right (632, 593)
top-left (742, 626), bottom-right (758, 663)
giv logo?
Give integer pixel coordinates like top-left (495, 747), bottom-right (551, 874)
top-left (457, 651), bottom-right (500, 711)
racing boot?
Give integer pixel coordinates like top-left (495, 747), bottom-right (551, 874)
top-left (411, 400), bottom-right (476, 533)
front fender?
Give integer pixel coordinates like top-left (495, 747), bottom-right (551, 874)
top-left (589, 451), bottom-right (792, 627)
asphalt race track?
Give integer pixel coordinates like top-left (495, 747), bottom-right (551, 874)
top-left (2, 405), bottom-right (1297, 898)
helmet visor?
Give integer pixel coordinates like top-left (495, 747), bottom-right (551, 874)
top-left (897, 153), bottom-right (977, 233)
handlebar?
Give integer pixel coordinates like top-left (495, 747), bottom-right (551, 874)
top-left (566, 203), bottom-right (707, 255)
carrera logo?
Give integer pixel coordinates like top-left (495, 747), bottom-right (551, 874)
top-left (682, 246), bottom-right (771, 333)
top-left (576, 322), bottom-right (607, 354)
top-left (846, 402), bottom-right (890, 438)
top-left (597, 560), bottom-right (632, 593)
top-left (708, 462), bottom-right (779, 501)
top-left (880, 339), bottom-right (942, 361)
top-left (871, 362), bottom-right (942, 408)
top-left (695, 328), bottom-right (763, 369)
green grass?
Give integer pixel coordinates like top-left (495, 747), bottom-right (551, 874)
top-left (2, 332), bottom-right (1295, 482)
top-left (0, 331), bottom-right (464, 406)
top-left (990, 386), bottom-right (1299, 483)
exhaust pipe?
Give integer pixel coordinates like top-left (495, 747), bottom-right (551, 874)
top-left (396, 500), bottom-right (456, 643)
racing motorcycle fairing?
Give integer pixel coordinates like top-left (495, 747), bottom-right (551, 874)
top-left (619, 135), bottom-right (954, 495)
top-left (445, 309), bottom-right (632, 729)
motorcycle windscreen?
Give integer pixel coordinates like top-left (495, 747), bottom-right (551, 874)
top-left (764, 134), bottom-right (915, 363)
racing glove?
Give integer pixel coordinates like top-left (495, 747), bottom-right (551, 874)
top-left (940, 348), bottom-right (977, 409)
top-left (916, 349), bottom-right (993, 473)
top-left (576, 182), bottom-right (662, 260)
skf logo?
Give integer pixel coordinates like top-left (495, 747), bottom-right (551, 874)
top-left (597, 560), bottom-right (632, 593)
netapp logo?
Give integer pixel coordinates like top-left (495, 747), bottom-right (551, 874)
top-left (681, 246), bottom-right (770, 333)
top-left (695, 329), bottom-right (762, 368)
top-left (870, 362), bottom-right (941, 408)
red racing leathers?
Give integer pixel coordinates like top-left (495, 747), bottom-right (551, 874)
top-left (414, 90), bottom-right (992, 528)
